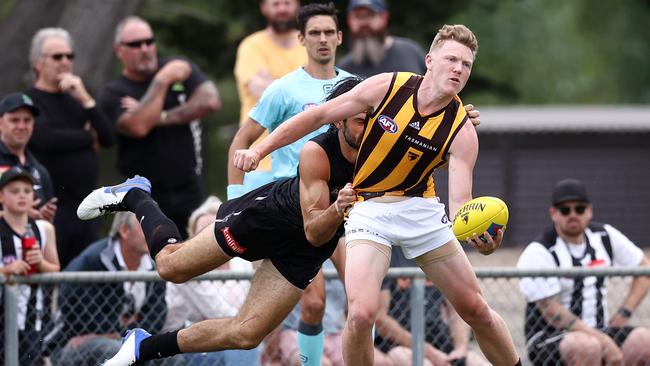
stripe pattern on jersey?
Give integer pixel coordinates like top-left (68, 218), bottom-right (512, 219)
top-left (352, 72), bottom-right (468, 199)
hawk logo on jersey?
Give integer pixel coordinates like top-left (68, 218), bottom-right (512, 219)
top-left (303, 103), bottom-right (317, 111)
top-left (377, 115), bottom-right (398, 133)
top-left (407, 151), bottom-right (420, 161)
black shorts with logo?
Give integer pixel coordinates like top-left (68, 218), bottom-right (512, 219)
top-left (213, 179), bottom-right (340, 289)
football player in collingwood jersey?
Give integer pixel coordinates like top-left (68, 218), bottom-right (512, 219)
top-left (235, 24), bottom-right (521, 366)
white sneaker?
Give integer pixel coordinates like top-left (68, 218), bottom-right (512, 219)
top-left (77, 176), bottom-right (151, 220)
top-left (101, 328), bottom-right (151, 366)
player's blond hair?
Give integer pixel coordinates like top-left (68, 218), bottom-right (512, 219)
top-left (429, 24), bottom-right (478, 56)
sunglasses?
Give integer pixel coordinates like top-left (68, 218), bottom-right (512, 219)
top-left (557, 204), bottom-right (587, 216)
top-left (121, 37), bottom-right (155, 49)
top-left (47, 53), bottom-right (75, 61)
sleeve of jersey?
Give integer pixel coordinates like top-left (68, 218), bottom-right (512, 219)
top-left (606, 224), bottom-right (644, 267)
top-left (517, 242), bottom-right (562, 302)
top-left (249, 80), bottom-right (286, 130)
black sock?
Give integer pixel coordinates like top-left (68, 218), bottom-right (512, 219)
top-left (123, 189), bottom-right (182, 258)
top-left (138, 330), bottom-right (181, 362)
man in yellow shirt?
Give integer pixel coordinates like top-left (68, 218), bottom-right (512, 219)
top-left (234, 0), bottom-right (307, 185)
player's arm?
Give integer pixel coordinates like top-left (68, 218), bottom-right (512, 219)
top-left (299, 141), bottom-right (355, 246)
top-left (227, 118), bottom-right (266, 185)
top-left (164, 80), bottom-right (221, 125)
top-left (234, 73), bottom-right (392, 172)
top-left (447, 122), bottom-right (503, 254)
top-left (116, 60), bottom-right (191, 138)
top-left (447, 121), bottom-right (477, 218)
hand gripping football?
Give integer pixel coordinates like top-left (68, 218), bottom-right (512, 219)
top-left (452, 196), bottom-right (509, 242)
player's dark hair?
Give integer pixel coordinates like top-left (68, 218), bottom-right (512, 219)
top-left (297, 2), bottom-right (339, 35)
top-left (326, 76), bottom-right (364, 130)
top-left (326, 76), bottom-right (363, 102)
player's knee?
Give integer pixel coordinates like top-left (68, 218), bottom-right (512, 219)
top-left (347, 304), bottom-right (377, 332)
top-left (300, 294), bottom-right (325, 322)
top-left (454, 294), bottom-right (493, 327)
top-left (560, 332), bottom-right (601, 363)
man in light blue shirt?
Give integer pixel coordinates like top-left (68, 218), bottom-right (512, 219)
top-left (227, 3), bottom-right (352, 198)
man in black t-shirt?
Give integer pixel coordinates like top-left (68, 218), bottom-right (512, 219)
top-left (26, 27), bottom-right (116, 267)
top-left (99, 16), bottom-right (221, 238)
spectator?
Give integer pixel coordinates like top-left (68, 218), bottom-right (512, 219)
top-left (0, 92), bottom-right (56, 222)
top-left (375, 249), bottom-right (489, 366)
top-left (270, 260), bottom-right (393, 366)
top-left (0, 167), bottom-right (60, 366)
top-left (26, 27), bottom-right (115, 267)
top-left (234, 0), bottom-right (307, 187)
top-left (337, 0), bottom-right (426, 77)
top-left (163, 196), bottom-right (258, 366)
top-left (51, 212), bottom-right (166, 366)
top-left (518, 178), bottom-right (650, 365)
top-left (99, 16), bottom-right (221, 238)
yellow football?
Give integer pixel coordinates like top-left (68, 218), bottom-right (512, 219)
top-left (452, 196), bottom-right (509, 242)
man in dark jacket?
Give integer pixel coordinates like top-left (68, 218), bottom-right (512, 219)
top-left (50, 212), bottom-right (166, 366)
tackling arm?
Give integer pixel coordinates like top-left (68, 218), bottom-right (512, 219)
top-left (299, 142), bottom-right (355, 246)
top-left (234, 74), bottom-right (391, 172)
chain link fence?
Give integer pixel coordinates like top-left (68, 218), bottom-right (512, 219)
top-left (2, 267), bottom-right (650, 366)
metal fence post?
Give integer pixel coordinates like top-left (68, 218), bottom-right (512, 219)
top-left (410, 277), bottom-right (425, 366)
top-left (4, 284), bottom-right (19, 366)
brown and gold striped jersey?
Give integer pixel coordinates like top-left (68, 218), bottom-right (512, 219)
top-left (352, 72), bottom-right (468, 200)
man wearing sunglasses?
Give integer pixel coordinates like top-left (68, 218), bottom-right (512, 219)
top-left (99, 16), bottom-right (221, 239)
top-left (518, 178), bottom-right (650, 365)
top-left (25, 27), bottom-right (116, 268)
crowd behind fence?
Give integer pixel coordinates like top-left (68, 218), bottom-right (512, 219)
top-left (2, 267), bottom-right (650, 366)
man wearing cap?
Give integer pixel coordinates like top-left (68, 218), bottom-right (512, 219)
top-left (0, 92), bottom-right (56, 222)
top-left (337, 0), bottom-right (426, 78)
top-left (517, 178), bottom-right (650, 365)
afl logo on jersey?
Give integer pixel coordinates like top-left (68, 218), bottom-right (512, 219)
top-left (303, 103), bottom-right (318, 111)
top-left (377, 115), bottom-right (398, 133)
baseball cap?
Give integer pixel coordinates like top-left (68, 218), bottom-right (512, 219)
top-left (348, 0), bottom-right (387, 13)
top-left (551, 178), bottom-right (589, 206)
top-left (0, 92), bottom-right (40, 116)
top-left (0, 166), bottom-right (36, 189)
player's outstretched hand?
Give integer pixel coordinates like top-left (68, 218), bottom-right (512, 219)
top-left (467, 228), bottom-right (502, 255)
top-left (233, 149), bottom-right (260, 172)
top-left (464, 104), bottom-right (481, 126)
top-left (335, 183), bottom-right (356, 217)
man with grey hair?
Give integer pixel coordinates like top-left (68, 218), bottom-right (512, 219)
top-left (99, 16), bottom-right (221, 239)
top-left (50, 211), bottom-right (167, 366)
top-left (26, 27), bottom-right (116, 268)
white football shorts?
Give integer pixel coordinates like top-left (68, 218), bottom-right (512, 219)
top-left (344, 197), bottom-right (455, 259)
